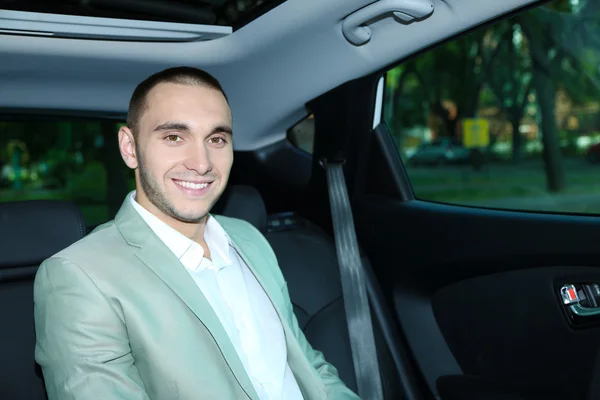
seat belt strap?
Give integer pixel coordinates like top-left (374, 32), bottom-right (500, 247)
top-left (323, 160), bottom-right (384, 400)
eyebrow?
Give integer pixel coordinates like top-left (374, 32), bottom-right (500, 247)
top-left (153, 122), bottom-right (191, 132)
top-left (153, 121), bottom-right (233, 136)
top-left (212, 125), bottom-right (233, 136)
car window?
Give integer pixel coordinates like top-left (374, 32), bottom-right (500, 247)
top-left (383, 0), bottom-right (600, 214)
top-left (0, 0), bottom-right (287, 29)
top-left (0, 118), bottom-right (131, 226)
top-left (287, 113), bottom-right (315, 154)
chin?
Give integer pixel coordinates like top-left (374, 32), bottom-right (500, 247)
top-left (171, 203), bottom-right (211, 222)
top-left (171, 211), bottom-right (208, 224)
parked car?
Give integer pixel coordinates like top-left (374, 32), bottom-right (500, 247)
top-left (408, 137), bottom-right (470, 166)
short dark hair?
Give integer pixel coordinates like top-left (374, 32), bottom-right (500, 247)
top-left (126, 66), bottom-right (228, 137)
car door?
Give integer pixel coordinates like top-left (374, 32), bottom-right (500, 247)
top-left (348, 1), bottom-right (600, 399)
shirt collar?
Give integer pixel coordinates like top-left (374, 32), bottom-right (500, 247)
top-left (129, 191), bottom-right (232, 272)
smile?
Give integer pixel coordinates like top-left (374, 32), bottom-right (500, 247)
top-left (173, 180), bottom-right (211, 190)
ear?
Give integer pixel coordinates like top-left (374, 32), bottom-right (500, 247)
top-left (118, 126), bottom-right (138, 169)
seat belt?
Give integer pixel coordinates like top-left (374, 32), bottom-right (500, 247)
top-left (323, 159), bottom-right (384, 400)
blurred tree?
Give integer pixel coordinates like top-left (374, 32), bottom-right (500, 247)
top-left (383, 0), bottom-right (600, 192)
top-left (386, 24), bottom-right (510, 142)
top-left (384, 64), bottom-right (425, 147)
top-left (405, 30), bottom-right (490, 138)
top-left (483, 21), bottom-right (533, 162)
top-left (518, 0), bottom-right (600, 191)
top-left (56, 122), bottom-right (73, 149)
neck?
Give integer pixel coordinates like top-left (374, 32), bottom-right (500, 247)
top-left (134, 192), bottom-right (208, 244)
top-left (172, 216), bottom-right (208, 244)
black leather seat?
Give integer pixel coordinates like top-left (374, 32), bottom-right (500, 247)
top-left (0, 200), bottom-right (86, 400)
top-left (214, 185), bottom-right (402, 398)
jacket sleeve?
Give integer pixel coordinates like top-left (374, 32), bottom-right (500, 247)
top-left (34, 257), bottom-right (150, 400)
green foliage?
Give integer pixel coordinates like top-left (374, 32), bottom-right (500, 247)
top-left (542, 0), bottom-right (576, 13)
top-left (384, 0), bottom-right (600, 133)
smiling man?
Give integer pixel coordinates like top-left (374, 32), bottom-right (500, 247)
top-left (33, 67), bottom-right (359, 400)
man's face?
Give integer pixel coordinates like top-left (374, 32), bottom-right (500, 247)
top-left (122, 82), bottom-right (233, 225)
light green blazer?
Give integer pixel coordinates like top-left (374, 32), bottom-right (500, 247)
top-left (34, 197), bottom-right (359, 400)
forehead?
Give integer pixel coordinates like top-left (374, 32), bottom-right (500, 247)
top-left (141, 82), bottom-right (231, 127)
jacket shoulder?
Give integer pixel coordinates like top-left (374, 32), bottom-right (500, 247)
top-left (212, 214), bottom-right (264, 242)
top-left (48, 220), bottom-right (122, 264)
top-left (212, 214), bottom-right (284, 285)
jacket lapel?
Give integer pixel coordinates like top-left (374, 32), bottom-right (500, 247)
top-left (216, 216), bottom-right (326, 400)
top-left (223, 229), bottom-right (286, 312)
top-left (114, 198), bottom-right (259, 400)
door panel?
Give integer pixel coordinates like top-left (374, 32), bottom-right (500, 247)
top-left (434, 267), bottom-right (600, 396)
top-left (354, 196), bottom-right (600, 399)
top-left (348, 0), bottom-right (600, 397)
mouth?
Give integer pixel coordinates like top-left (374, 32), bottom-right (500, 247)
top-left (172, 179), bottom-right (214, 196)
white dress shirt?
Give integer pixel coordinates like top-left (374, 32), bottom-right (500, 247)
top-left (129, 192), bottom-right (303, 399)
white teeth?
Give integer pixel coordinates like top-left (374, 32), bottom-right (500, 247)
top-left (175, 181), bottom-right (209, 190)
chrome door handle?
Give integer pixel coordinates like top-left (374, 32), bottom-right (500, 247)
top-left (560, 283), bottom-right (600, 322)
top-left (569, 303), bottom-right (600, 317)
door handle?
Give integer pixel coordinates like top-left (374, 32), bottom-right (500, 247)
top-left (560, 283), bottom-right (600, 324)
top-left (570, 303), bottom-right (600, 317)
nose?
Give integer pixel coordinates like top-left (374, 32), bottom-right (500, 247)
top-left (184, 141), bottom-right (213, 175)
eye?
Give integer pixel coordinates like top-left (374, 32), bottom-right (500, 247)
top-left (165, 134), bottom-right (182, 143)
top-left (208, 136), bottom-right (227, 145)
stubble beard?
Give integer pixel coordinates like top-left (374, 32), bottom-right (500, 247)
top-left (136, 148), bottom-right (219, 224)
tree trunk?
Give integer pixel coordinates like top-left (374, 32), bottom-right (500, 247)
top-left (511, 118), bottom-right (522, 163)
top-left (520, 13), bottom-right (566, 192)
top-left (532, 51), bottom-right (565, 192)
top-left (431, 101), bottom-right (457, 138)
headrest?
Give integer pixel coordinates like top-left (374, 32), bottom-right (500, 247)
top-left (213, 185), bottom-right (267, 232)
top-left (0, 200), bottom-right (86, 269)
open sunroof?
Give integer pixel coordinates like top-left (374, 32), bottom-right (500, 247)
top-left (0, 0), bottom-right (286, 30)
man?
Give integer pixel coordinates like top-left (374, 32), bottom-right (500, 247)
top-left (34, 66), bottom-right (359, 399)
